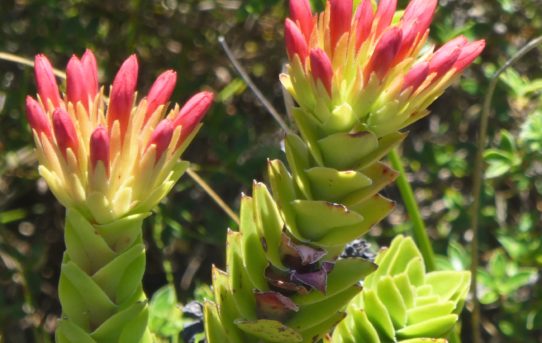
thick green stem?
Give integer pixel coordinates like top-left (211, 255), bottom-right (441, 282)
top-left (55, 209), bottom-right (153, 343)
top-left (388, 148), bottom-right (436, 272)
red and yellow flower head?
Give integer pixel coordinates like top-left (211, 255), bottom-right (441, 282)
top-left (282, 0), bottom-right (485, 137)
top-left (26, 50), bottom-right (213, 223)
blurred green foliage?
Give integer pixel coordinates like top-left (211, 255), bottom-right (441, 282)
top-left (0, 0), bottom-right (541, 342)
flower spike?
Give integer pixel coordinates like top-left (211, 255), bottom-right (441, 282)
top-left (374, 0), bottom-right (397, 37)
top-left (148, 119), bottom-right (174, 161)
top-left (402, 0), bottom-right (438, 31)
top-left (66, 55), bottom-right (89, 109)
top-left (145, 70), bottom-right (177, 121)
top-left (174, 90), bottom-right (214, 144)
top-left (107, 54), bottom-right (138, 137)
top-left (429, 36), bottom-right (467, 76)
top-left (52, 108), bottom-right (78, 157)
top-left (289, 0), bottom-right (314, 42)
top-left (25, 96), bottom-right (52, 138)
top-left (285, 18), bottom-right (309, 62)
top-left (364, 27), bottom-right (402, 80)
top-left (81, 49), bottom-right (99, 98)
top-left (34, 54), bottom-right (61, 111)
top-left (354, 0), bottom-right (374, 50)
top-left (330, 0), bottom-right (353, 49)
top-left (455, 40), bottom-right (486, 72)
top-left (90, 126), bottom-right (110, 172)
top-left (402, 61), bottom-right (429, 91)
top-left (310, 48), bottom-right (333, 95)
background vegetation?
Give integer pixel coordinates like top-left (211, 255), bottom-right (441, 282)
top-left (0, 0), bottom-right (541, 342)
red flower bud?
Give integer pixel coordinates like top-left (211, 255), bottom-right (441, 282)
top-left (365, 27), bottom-right (402, 80)
top-left (402, 0), bottom-right (437, 34)
top-left (394, 21), bottom-right (419, 63)
top-left (429, 36), bottom-right (467, 77)
top-left (289, 0), bottom-right (314, 42)
top-left (374, 0), bottom-right (397, 38)
top-left (173, 91), bottom-right (214, 145)
top-left (66, 55), bottom-right (89, 108)
top-left (147, 119), bottom-right (174, 161)
top-left (34, 54), bottom-right (61, 111)
top-left (354, 0), bottom-right (375, 50)
top-left (52, 108), bottom-right (78, 156)
top-left (330, 0), bottom-right (353, 50)
top-left (25, 96), bottom-right (52, 138)
top-left (90, 126), bottom-right (110, 172)
top-left (145, 70), bottom-right (177, 121)
top-left (395, 0), bottom-right (438, 62)
top-left (402, 61), bottom-right (429, 91)
top-left (81, 49), bottom-right (99, 98)
top-left (285, 19), bottom-right (309, 62)
top-left (454, 39), bottom-right (486, 72)
top-left (107, 54), bottom-right (138, 137)
top-left (310, 48), bottom-right (333, 95)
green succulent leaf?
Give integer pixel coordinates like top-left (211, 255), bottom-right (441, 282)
top-left (332, 236), bottom-right (470, 342)
top-left (235, 319), bottom-right (303, 343)
top-left (317, 131), bottom-right (378, 170)
top-left (290, 200), bottom-right (365, 241)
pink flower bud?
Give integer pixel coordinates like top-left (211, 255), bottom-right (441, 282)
top-left (25, 96), bottom-right (52, 138)
top-left (145, 70), bottom-right (177, 121)
top-left (330, 0), bottom-right (352, 50)
top-left (173, 91), bottom-right (214, 145)
top-left (354, 0), bottom-right (374, 50)
top-left (374, 0), bottom-right (397, 38)
top-left (90, 126), bottom-right (110, 173)
top-left (394, 21), bottom-right (418, 62)
top-left (289, 0), bottom-right (314, 42)
top-left (402, 61), bottom-right (429, 91)
top-left (285, 19), bottom-right (309, 62)
top-left (429, 36), bottom-right (467, 77)
top-left (310, 49), bottom-right (333, 95)
top-left (34, 54), bottom-right (61, 111)
top-left (147, 119), bottom-right (174, 161)
top-left (364, 27), bottom-right (402, 80)
top-left (454, 40), bottom-right (486, 72)
top-left (52, 108), bottom-right (78, 156)
top-left (66, 55), bottom-right (89, 108)
top-left (107, 55), bottom-right (138, 137)
top-left (81, 49), bottom-right (99, 98)
top-left (402, 0), bottom-right (437, 34)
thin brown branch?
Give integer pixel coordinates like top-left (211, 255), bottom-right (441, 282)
top-left (187, 168), bottom-right (240, 225)
top-left (218, 36), bottom-right (294, 135)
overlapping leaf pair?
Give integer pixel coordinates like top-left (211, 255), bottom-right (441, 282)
top-left (26, 51), bottom-right (213, 342)
top-left (204, 0), bottom-right (483, 341)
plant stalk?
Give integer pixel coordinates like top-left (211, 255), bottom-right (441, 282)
top-left (56, 209), bottom-right (153, 342)
top-left (388, 148), bottom-right (436, 272)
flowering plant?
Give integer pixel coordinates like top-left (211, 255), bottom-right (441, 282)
top-left (26, 50), bottom-right (213, 342)
top-left (204, 0), bottom-right (484, 342)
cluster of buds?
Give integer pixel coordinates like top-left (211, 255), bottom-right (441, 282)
top-left (282, 0), bottom-right (485, 138)
top-left (26, 50), bottom-right (213, 223)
